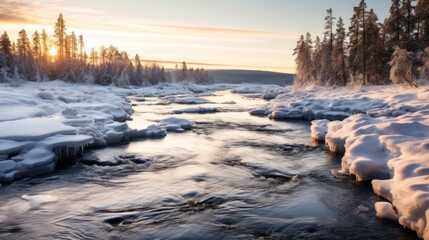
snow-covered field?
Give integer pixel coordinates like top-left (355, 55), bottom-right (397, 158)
top-left (252, 84), bottom-right (429, 239)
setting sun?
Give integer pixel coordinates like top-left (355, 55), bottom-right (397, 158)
top-left (48, 47), bottom-right (57, 57)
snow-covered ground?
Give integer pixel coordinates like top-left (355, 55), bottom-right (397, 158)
top-left (255, 84), bottom-right (429, 239)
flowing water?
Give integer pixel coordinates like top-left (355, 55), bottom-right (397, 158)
top-left (0, 91), bottom-right (418, 240)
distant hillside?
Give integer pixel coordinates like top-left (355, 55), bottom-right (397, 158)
top-left (209, 70), bottom-right (294, 86)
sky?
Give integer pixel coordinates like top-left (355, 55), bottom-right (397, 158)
top-left (0, 0), bottom-right (391, 73)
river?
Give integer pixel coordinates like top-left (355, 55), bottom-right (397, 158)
top-left (0, 90), bottom-right (418, 239)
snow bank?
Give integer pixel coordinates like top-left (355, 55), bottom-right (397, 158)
top-left (0, 81), bottom-right (136, 182)
top-left (264, 85), bottom-right (429, 121)
top-left (301, 85), bottom-right (429, 239)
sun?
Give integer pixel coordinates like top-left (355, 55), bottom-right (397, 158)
top-left (49, 47), bottom-right (57, 57)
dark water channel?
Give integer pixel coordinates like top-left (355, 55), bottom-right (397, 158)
top-left (0, 91), bottom-right (418, 239)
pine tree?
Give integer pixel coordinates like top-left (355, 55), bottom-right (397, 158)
top-left (386, 0), bottom-right (403, 47)
top-left (0, 32), bottom-right (13, 80)
top-left (400, 0), bottom-right (417, 50)
top-left (54, 13), bottom-right (66, 61)
top-left (16, 29), bottom-right (34, 80)
top-left (90, 48), bottom-right (97, 65)
top-left (134, 54), bottom-right (144, 85)
top-left (416, 0), bottom-right (429, 47)
top-left (70, 32), bottom-right (78, 60)
top-left (348, 1), bottom-right (369, 85)
top-left (32, 31), bottom-right (41, 59)
top-left (349, 6), bottom-right (361, 77)
top-left (312, 36), bottom-right (322, 83)
top-left (41, 29), bottom-right (49, 62)
top-left (359, 0), bottom-right (368, 85)
top-left (320, 8), bottom-right (336, 85)
top-left (333, 17), bottom-right (348, 86)
top-left (180, 61), bottom-right (188, 82)
top-left (17, 29), bottom-right (31, 57)
top-left (64, 34), bottom-right (71, 61)
top-left (365, 9), bottom-right (384, 84)
top-left (79, 35), bottom-right (84, 62)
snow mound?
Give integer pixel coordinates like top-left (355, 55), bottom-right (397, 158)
top-left (141, 125), bottom-right (167, 138)
top-left (159, 117), bottom-right (194, 133)
top-left (310, 119), bottom-right (329, 141)
top-left (375, 202), bottom-right (399, 221)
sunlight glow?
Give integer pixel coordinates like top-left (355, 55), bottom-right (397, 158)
top-left (49, 47), bottom-right (57, 57)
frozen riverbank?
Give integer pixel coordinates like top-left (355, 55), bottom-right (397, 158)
top-left (0, 81), bottom-right (236, 183)
top-left (256, 84), bottom-right (429, 239)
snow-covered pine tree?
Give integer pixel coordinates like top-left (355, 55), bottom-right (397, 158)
top-left (16, 29), bottom-right (35, 81)
top-left (180, 61), bottom-right (188, 82)
top-left (127, 61), bottom-right (136, 85)
top-left (0, 32), bottom-right (13, 81)
top-left (333, 17), bottom-right (348, 86)
top-left (134, 54), bottom-right (144, 86)
top-left (293, 34), bottom-right (313, 87)
top-left (389, 47), bottom-right (417, 86)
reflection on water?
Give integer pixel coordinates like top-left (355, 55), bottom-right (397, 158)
top-left (0, 91), bottom-right (418, 239)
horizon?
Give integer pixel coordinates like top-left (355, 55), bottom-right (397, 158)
top-left (1, 0), bottom-right (390, 73)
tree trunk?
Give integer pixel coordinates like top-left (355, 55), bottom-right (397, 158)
top-left (362, 6), bottom-right (367, 85)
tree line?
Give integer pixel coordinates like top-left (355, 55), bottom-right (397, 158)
top-left (0, 13), bottom-right (213, 86)
top-left (294, 0), bottom-right (429, 88)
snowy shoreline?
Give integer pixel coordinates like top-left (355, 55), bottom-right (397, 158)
top-left (252, 84), bottom-right (429, 239)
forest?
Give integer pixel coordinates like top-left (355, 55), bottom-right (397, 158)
top-left (294, 0), bottom-right (429, 88)
top-left (0, 14), bottom-right (213, 86)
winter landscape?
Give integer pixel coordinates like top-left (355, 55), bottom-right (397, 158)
top-left (1, 0), bottom-right (429, 239)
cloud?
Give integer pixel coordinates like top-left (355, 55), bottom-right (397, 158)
top-left (0, 1), bottom-right (36, 23)
top-left (0, 0), bottom-right (301, 41)
top-left (147, 23), bottom-right (301, 40)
